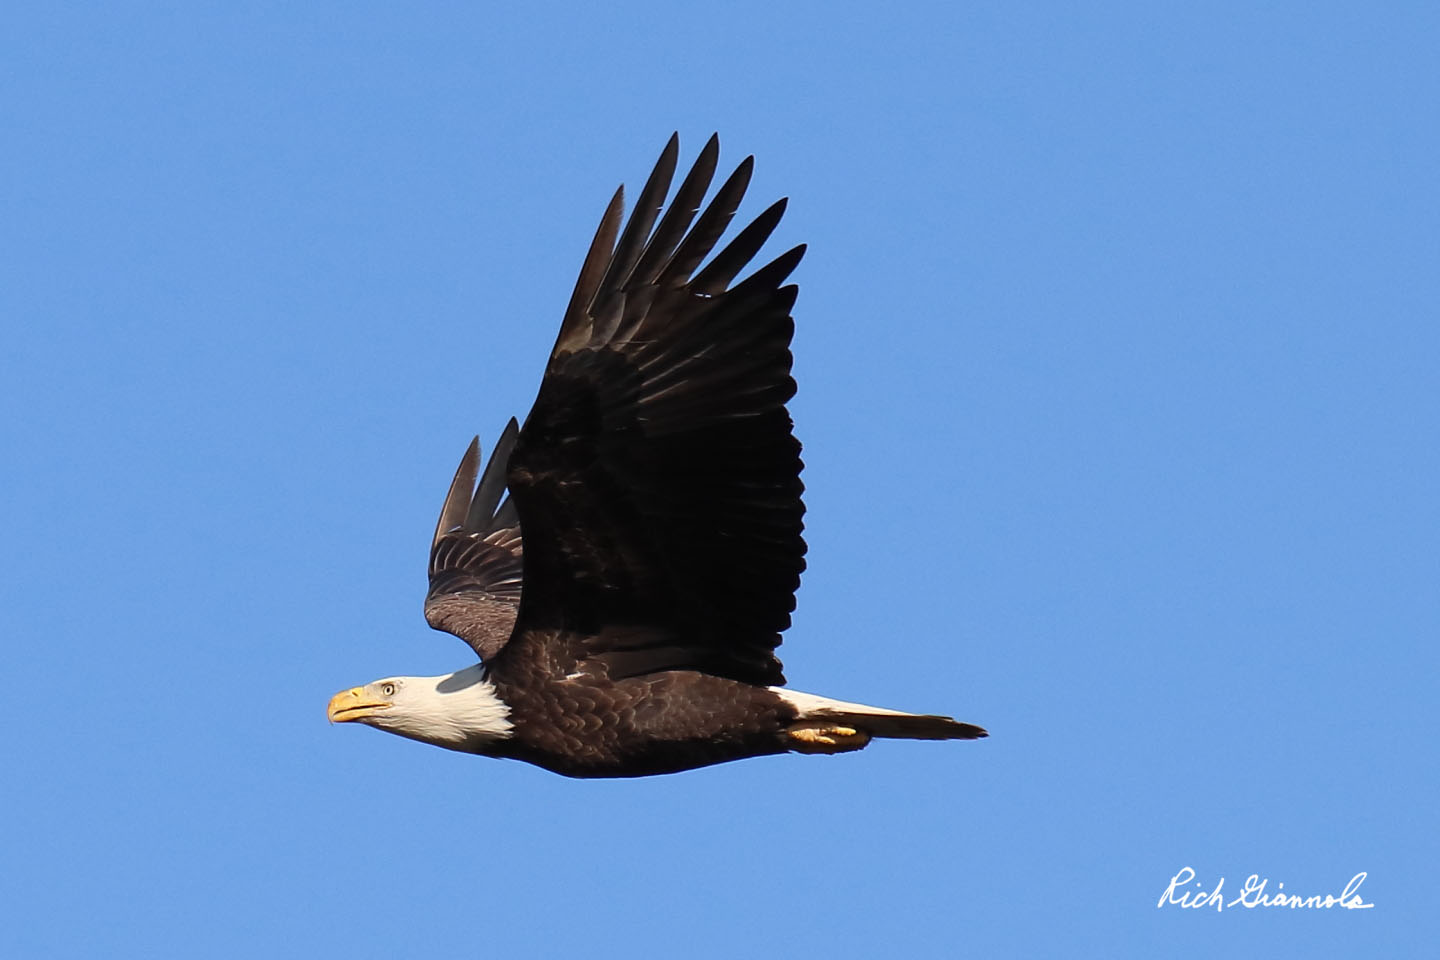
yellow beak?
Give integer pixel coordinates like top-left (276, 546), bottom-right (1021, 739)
top-left (327, 686), bottom-right (390, 724)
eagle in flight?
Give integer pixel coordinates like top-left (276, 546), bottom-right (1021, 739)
top-left (327, 135), bottom-right (986, 777)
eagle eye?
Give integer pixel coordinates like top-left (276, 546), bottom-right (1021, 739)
top-left (380, 682), bottom-right (397, 697)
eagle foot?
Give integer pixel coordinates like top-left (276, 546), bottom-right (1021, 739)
top-left (785, 722), bottom-right (872, 754)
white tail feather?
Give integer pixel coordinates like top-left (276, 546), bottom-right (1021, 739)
top-left (770, 687), bottom-right (987, 741)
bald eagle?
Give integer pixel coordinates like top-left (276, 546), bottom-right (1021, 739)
top-left (328, 135), bottom-right (986, 777)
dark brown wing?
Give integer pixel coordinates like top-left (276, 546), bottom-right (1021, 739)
top-left (497, 134), bottom-right (806, 687)
top-left (424, 419), bottom-right (524, 660)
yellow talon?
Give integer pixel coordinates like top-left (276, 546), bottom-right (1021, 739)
top-left (786, 723), bottom-right (871, 754)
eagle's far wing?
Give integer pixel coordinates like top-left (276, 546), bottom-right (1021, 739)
top-left (498, 134), bottom-right (806, 688)
top-left (424, 419), bottom-right (524, 660)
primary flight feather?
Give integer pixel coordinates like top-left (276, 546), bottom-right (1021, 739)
top-left (328, 135), bottom-right (986, 777)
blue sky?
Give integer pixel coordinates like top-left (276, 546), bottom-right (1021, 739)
top-left (3, 3), bottom-right (1434, 956)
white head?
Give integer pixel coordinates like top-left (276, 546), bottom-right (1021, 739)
top-left (327, 663), bottom-right (513, 752)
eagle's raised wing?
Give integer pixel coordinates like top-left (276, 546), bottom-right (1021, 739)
top-left (495, 133), bottom-right (806, 688)
top-left (424, 419), bottom-right (524, 660)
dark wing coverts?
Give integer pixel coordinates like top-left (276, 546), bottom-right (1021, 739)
top-left (498, 134), bottom-right (807, 687)
top-left (425, 419), bottom-right (524, 660)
